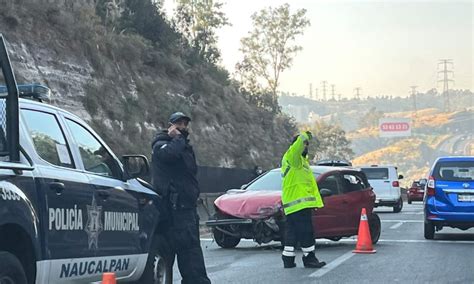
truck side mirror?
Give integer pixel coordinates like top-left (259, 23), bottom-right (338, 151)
top-left (122, 155), bottom-right (149, 180)
top-left (398, 174), bottom-right (404, 180)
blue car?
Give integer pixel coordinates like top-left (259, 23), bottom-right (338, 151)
top-left (424, 156), bottom-right (474, 239)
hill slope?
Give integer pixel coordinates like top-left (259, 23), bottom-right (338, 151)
top-left (0, 2), bottom-right (295, 169)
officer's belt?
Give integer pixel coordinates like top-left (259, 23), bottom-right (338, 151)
top-left (283, 196), bottom-right (317, 209)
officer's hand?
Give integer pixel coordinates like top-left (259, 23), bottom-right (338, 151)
top-left (305, 131), bottom-right (313, 140)
top-left (168, 125), bottom-right (181, 138)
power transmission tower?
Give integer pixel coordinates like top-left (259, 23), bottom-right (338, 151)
top-left (354, 87), bottom-right (361, 100)
top-left (321, 81), bottom-right (328, 101)
top-left (314, 88), bottom-right (319, 101)
top-left (338, 93), bottom-right (342, 101)
top-left (309, 83), bottom-right (313, 100)
top-left (331, 84), bottom-right (336, 100)
top-left (410, 86), bottom-right (418, 113)
top-left (437, 59), bottom-right (454, 112)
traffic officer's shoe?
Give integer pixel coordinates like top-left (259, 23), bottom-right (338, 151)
top-left (302, 252), bottom-right (326, 268)
top-left (282, 255), bottom-right (296, 268)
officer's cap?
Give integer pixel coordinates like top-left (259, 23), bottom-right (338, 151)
top-left (169, 112), bottom-right (191, 124)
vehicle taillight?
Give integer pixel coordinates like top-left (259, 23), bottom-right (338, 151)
top-left (426, 176), bottom-right (435, 196)
top-left (392, 181), bottom-right (399, 187)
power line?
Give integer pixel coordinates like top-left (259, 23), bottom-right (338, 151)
top-left (437, 59), bottom-right (454, 112)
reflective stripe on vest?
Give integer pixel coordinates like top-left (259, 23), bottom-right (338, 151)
top-left (282, 196), bottom-right (317, 209)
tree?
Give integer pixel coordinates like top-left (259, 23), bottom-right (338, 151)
top-left (120, 0), bottom-right (180, 51)
top-left (358, 107), bottom-right (384, 128)
top-left (174, 0), bottom-right (230, 64)
top-left (237, 3), bottom-right (310, 112)
top-left (304, 121), bottom-right (354, 162)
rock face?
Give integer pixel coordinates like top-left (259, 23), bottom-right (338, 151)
top-left (1, 1), bottom-right (295, 169)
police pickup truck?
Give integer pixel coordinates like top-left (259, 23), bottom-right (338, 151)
top-left (0, 34), bottom-right (170, 283)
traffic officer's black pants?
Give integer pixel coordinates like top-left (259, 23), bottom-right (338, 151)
top-left (284, 208), bottom-right (315, 252)
top-left (165, 209), bottom-right (211, 284)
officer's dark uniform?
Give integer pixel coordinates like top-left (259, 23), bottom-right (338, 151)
top-left (151, 113), bottom-right (211, 284)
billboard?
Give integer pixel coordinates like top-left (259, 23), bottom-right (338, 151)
top-left (379, 118), bottom-right (412, 138)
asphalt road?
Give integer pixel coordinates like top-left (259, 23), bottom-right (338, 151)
top-left (173, 203), bottom-right (474, 283)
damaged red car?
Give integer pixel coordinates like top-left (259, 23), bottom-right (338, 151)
top-left (206, 166), bottom-right (381, 248)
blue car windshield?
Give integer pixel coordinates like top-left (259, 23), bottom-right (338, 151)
top-left (434, 161), bottom-right (474, 181)
top-left (246, 170), bottom-right (321, 191)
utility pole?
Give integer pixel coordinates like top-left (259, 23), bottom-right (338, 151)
top-left (309, 83), bottom-right (313, 100)
top-left (410, 86), bottom-right (418, 113)
top-left (321, 81), bottom-right (328, 101)
top-left (331, 84), bottom-right (336, 101)
top-left (354, 87), bottom-right (361, 100)
top-left (314, 88), bottom-right (319, 101)
top-left (338, 93), bottom-right (342, 101)
top-left (437, 59), bottom-right (454, 112)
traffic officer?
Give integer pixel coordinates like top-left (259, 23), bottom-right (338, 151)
top-left (281, 131), bottom-right (326, 269)
top-left (151, 112), bottom-right (211, 284)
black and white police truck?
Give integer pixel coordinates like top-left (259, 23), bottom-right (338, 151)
top-left (0, 34), bottom-right (171, 284)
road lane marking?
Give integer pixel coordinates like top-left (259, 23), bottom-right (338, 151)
top-left (333, 239), bottom-right (474, 244)
top-left (390, 222), bottom-right (403, 229)
top-left (309, 251), bottom-right (354, 278)
top-left (381, 220), bottom-right (423, 223)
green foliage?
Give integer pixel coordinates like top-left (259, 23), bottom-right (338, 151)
top-left (358, 107), bottom-right (384, 128)
top-left (237, 3), bottom-right (310, 112)
top-left (174, 0), bottom-right (230, 64)
top-left (120, 0), bottom-right (180, 52)
top-left (303, 121), bottom-right (354, 162)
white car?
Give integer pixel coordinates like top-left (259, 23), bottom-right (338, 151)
top-left (359, 165), bottom-right (404, 213)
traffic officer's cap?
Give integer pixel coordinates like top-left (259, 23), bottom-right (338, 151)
top-left (169, 112), bottom-right (191, 124)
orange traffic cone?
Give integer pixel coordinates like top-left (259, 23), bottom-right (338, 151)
top-left (102, 272), bottom-right (117, 284)
top-left (353, 208), bottom-right (376, 254)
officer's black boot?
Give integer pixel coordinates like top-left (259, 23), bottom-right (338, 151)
top-left (302, 252), bottom-right (326, 268)
top-left (282, 255), bottom-right (296, 268)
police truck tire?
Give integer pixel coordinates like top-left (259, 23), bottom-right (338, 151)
top-left (139, 235), bottom-right (173, 284)
top-left (0, 251), bottom-right (27, 284)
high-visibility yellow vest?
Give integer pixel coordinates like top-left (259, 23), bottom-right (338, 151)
top-left (281, 132), bottom-right (324, 215)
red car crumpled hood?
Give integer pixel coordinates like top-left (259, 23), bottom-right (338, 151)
top-left (214, 190), bottom-right (282, 219)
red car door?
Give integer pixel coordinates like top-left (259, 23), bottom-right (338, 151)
top-left (340, 171), bottom-right (375, 232)
top-left (313, 172), bottom-right (352, 237)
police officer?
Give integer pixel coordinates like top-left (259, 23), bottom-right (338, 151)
top-left (281, 131), bottom-right (326, 269)
top-left (151, 112), bottom-right (211, 284)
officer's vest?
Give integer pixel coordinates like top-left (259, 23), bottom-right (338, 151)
top-left (281, 132), bottom-right (324, 215)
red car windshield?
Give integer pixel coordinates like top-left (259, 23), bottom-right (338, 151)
top-left (246, 170), bottom-right (321, 191)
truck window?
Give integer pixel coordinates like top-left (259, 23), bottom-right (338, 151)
top-left (65, 118), bottom-right (121, 179)
top-left (0, 71), bottom-right (8, 160)
top-left (21, 109), bottom-right (74, 168)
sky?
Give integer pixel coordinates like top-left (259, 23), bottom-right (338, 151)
top-left (164, 0), bottom-right (473, 99)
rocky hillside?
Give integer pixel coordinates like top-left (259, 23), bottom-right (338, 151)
top-left (0, 1), bottom-right (295, 169)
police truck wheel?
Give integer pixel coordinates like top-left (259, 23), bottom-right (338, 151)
top-left (369, 213), bottom-right (381, 244)
top-left (140, 235), bottom-right (173, 284)
top-left (213, 227), bottom-right (240, 248)
top-left (0, 251), bottom-right (27, 284)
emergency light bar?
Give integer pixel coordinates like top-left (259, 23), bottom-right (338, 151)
top-left (0, 84), bottom-right (51, 102)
